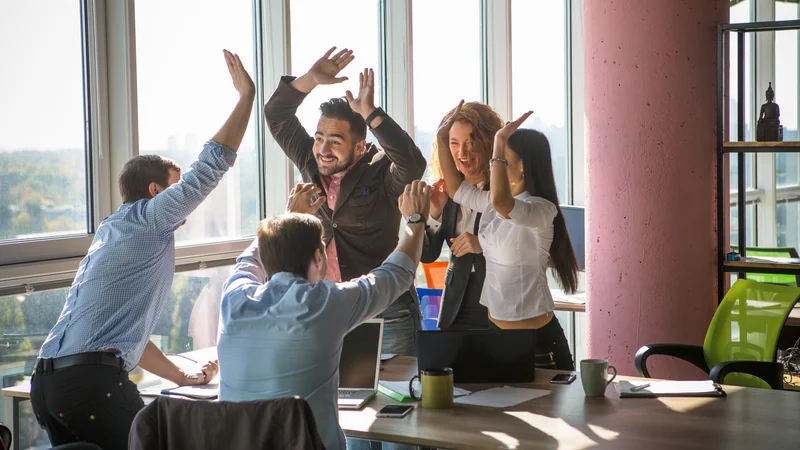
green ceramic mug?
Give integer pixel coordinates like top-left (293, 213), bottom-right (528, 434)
top-left (580, 359), bottom-right (617, 397)
top-left (409, 368), bottom-right (454, 409)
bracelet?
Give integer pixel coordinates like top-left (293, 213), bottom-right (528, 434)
top-left (365, 107), bottom-right (386, 129)
top-left (489, 157), bottom-right (509, 167)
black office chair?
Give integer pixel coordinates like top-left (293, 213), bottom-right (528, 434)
top-left (50, 444), bottom-right (102, 450)
top-left (0, 424), bottom-right (11, 450)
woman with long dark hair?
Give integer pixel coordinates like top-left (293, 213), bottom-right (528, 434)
top-left (436, 101), bottom-right (578, 370)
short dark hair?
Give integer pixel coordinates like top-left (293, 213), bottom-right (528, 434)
top-left (319, 98), bottom-right (367, 142)
top-left (118, 155), bottom-right (181, 203)
top-left (258, 214), bottom-right (325, 279)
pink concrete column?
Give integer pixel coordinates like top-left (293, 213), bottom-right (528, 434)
top-left (585, 1), bottom-right (728, 379)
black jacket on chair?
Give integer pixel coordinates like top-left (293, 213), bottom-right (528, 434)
top-left (422, 198), bottom-right (487, 329)
top-left (129, 396), bottom-right (325, 450)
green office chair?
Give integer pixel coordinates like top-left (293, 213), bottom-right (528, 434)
top-left (731, 246), bottom-right (800, 286)
top-left (636, 279), bottom-right (800, 389)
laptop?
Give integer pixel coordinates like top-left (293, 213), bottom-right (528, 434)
top-left (417, 329), bottom-right (537, 383)
top-left (338, 319), bottom-right (383, 410)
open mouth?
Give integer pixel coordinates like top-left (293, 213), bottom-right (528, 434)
top-left (458, 158), bottom-right (471, 171)
top-left (318, 155), bottom-right (338, 165)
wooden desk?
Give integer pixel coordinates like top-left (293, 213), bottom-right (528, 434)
top-left (340, 357), bottom-right (800, 449)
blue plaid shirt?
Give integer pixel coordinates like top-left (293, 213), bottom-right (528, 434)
top-left (39, 140), bottom-right (237, 371)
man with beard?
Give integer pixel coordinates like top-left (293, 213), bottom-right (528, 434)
top-left (264, 47), bottom-right (427, 356)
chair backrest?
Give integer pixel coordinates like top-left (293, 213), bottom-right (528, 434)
top-left (704, 279), bottom-right (800, 388)
top-left (0, 424), bottom-right (10, 450)
top-left (416, 287), bottom-right (443, 331)
top-left (422, 262), bottom-right (448, 289)
top-left (731, 246), bottom-right (800, 286)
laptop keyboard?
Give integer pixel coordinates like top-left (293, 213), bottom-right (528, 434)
top-left (339, 389), bottom-right (358, 396)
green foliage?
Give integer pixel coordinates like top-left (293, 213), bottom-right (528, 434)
top-left (0, 149), bottom-right (86, 239)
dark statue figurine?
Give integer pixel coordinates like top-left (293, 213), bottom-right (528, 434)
top-left (756, 82), bottom-right (783, 142)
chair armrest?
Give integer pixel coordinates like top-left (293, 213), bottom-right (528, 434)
top-left (709, 361), bottom-right (784, 389)
top-left (634, 344), bottom-right (709, 378)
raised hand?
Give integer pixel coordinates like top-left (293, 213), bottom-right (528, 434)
top-left (496, 110), bottom-right (534, 142)
top-left (223, 50), bottom-right (255, 98)
top-left (429, 178), bottom-right (448, 221)
top-left (345, 68), bottom-right (376, 119)
top-left (286, 183), bottom-right (326, 215)
top-left (436, 100), bottom-right (465, 143)
top-left (399, 180), bottom-right (431, 221)
top-left (307, 47), bottom-right (355, 86)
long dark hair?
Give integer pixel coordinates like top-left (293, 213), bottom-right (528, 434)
top-left (507, 129), bottom-right (579, 294)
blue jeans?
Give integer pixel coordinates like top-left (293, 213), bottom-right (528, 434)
top-left (377, 290), bottom-right (422, 356)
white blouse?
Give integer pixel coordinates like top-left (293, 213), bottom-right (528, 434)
top-left (453, 181), bottom-right (557, 321)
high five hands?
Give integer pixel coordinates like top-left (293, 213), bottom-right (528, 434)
top-left (286, 183), bottom-right (327, 215)
top-left (346, 68), bottom-right (378, 122)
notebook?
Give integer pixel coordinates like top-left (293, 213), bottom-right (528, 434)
top-left (619, 380), bottom-right (726, 398)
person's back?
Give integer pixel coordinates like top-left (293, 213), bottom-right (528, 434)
top-left (218, 277), bottom-right (357, 448)
top-left (217, 181), bottom-right (430, 450)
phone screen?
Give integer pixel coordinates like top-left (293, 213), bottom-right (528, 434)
top-left (551, 374), bottom-right (576, 383)
top-left (378, 405), bottom-right (414, 416)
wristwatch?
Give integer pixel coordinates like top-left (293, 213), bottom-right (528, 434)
top-left (407, 213), bottom-right (427, 227)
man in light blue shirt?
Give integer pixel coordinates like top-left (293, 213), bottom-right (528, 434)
top-left (32, 51), bottom-right (255, 450)
top-left (218, 181), bottom-right (430, 450)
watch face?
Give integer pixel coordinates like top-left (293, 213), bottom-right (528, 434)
top-left (408, 213), bottom-right (423, 223)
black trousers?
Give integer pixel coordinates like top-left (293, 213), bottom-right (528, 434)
top-left (30, 361), bottom-right (144, 450)
top-left (447, 271), bottom-right (489, 330)
top-left (490, 315), bottom-right (575, 370)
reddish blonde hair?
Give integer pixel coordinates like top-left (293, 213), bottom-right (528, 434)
top-left (429, 102), bottom-right (504, 188)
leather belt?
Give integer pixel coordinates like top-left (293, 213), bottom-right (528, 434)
top-left (35, 352), bottom-right (123, 374)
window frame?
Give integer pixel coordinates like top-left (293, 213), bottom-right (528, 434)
top-left (0, 0), bottom-right (581, 296)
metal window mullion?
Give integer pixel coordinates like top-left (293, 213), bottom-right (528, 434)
top-left (483, 0), bottom-right (512, 120)
top-left (383, 0), bottom-right (413, 134)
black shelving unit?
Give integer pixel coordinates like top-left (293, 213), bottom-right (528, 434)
top-left (717, 20), bottom-right (800, 302)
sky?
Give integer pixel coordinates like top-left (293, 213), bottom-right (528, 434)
top-left (1, 0), bottom-right (570, 152)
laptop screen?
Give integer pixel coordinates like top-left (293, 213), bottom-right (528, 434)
top-left (339, 320), bottom-right (382, 389)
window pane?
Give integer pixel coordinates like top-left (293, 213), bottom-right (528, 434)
top-left (413, 0), bottom-right (483, 181)
top-left (511, 0), bottom-right (568, 201)
top-left (776, 2), bottom-right (800, 188)
top-left (777, 200), bottom-right (800, 251)
top-left (730, 203), bottom-right (756, 247)
top-left (289, 0), bottom-right (381, 183)
top-left (0, 2), bottom-right (88, 241)
top-left (135, 1), bottom-right (259, 245)
top-left (0, 264), bottom-right (232, 446)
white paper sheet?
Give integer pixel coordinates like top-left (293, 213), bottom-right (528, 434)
top-left (454, 386), bottom-right (550, 408)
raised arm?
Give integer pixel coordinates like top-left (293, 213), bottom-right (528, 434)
top-left (338, 181), bottom-right (431, 329)
top-left (490, 111), bottom-right (533, 218)
top-left (436, 101), bottom-right (467, 200)
top-left (346, 69), bottom-right (426, 197)
top-left (147, 50), bottom-right (255, 234)
top-left (264, 47), bottom-right (355, 176)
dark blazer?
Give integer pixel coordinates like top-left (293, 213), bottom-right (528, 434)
top-left (421, 198), bottom-right (487, 329)
top-left (265, 76), bottom-right (427, 284)
top-left (129, 396), bottom-right (325, 450)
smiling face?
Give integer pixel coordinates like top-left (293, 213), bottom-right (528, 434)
top-left (449, 120), bottom-right (484, 185)
top-left (312, 117), bottom-right (365, 177)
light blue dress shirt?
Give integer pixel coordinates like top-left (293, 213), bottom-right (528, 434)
top-left (217, 242), bottom-right (416, 450)
top-left (39, 141), bottom-right (237, 371)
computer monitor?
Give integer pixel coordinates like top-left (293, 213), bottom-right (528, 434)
top-left (561, 205), bottom-right (585, 271)
top-left (339, 319), bottom-right (383, 389)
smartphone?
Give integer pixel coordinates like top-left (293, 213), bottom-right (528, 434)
top-left (550, 374), bottom-right (577, 384)
top-left (376, 404), bottom-right (415, 418)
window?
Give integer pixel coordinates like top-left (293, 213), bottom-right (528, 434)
top-left (289, 0), bottom-right (382, 184)
top-left (135, 0), bottom-right (260, 245)
top-left (0, 263), bottom-right (232, 446)
top-left (511, 0), bottom-right (569, 200)
top-left (0, 1), bottom-right (89, 241)
top-left (412, 0), bottom-right (483, 181)
top-left (777, 200), bottom-right (800, 250)
top-left (776, 2), bottom-right (800, 188)
top-left (730, 204), bottom-right (757, 246)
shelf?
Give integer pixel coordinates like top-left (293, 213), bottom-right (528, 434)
top-left (721, 142), bottom-right (800, 153)
top-left (722, 19), bottom-right (800, 33)
top-left (722, 258), bottom-right (800, 275)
